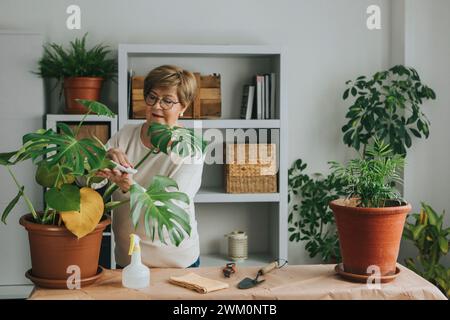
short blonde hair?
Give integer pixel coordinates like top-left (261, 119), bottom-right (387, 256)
top-left (143, 65), bottom-right (197, 108)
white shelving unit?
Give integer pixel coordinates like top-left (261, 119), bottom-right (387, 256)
top-left (46, 114), bottom-right (118, 269)
top-left (119, 44), bottom-right (288, 267)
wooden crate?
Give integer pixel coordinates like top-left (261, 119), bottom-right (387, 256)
top-left (63, 123), bottom-right (110, 144)
top-left (224, 144), bottom-right (277, 193)
top-left (130, 73), bottom-right (221, 119)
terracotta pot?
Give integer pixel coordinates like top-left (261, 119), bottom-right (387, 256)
top-left (329, 199), bottom-right (411, 276)
top-left (19, 213), bottom-right (110, 286)
top-left (63, 77), bottom-right (103, 114)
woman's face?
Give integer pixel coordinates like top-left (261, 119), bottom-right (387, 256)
top-left (145, 86), bottom-right (187, 127)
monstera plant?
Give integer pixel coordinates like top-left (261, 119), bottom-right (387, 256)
top-left (0, 99), bottom-right (206, 288)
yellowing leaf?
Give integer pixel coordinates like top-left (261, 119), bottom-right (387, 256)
top-left (60, 187), bottom-right (104, 238)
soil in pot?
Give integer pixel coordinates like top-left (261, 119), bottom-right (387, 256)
top-left (330, 198), bottom-right (411, 276)
top-left (20, 213), bottom-right (110, 288)
top-left (63, 77), bottom-right (103, 114)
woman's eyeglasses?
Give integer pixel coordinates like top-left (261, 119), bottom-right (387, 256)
top-left (145, 93), bottom-right (179, 110)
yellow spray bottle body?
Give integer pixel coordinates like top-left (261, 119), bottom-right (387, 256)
top-left (122, 234), bottom-right (150, 289)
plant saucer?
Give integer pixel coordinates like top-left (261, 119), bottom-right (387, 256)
top-left (25, 266), bottom-right (104, 289)
top-left (335, 263), bottom-right (401, 283)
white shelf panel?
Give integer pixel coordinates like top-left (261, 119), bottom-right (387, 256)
top-left (46, 114), bottom-right (117, 122)
top-left (200, 253), bottom-right (274, 267)
top-left (122, 44), bottom-right (284, 56)
top-left (122, 119), bottom-right (280, 129)
top-left (194, 186), bottom-right (279, 203)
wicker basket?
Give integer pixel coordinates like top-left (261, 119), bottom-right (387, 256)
top-left (224, 144), bottom-right (277, 193)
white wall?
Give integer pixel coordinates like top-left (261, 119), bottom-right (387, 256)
top-left (401, 0), bottom-right (450, 267)
top-left (0, 32), bottom-right (44, 288)
top-left (0, 0), bottom-right (394, 265)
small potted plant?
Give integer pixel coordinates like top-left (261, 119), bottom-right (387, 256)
top-left (328, 139), bottom-right (410, 280)
top-left (35, 33), bottom-right (117, 114)
top-left (0, 100), bottom-right (205, 288)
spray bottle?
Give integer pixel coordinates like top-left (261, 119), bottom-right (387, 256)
top-left (122, 234), bottom-right (150, 289)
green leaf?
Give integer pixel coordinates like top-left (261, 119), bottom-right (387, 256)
top-left (75, 99), bottom-right (115, 118)
top-left (343, 89), bottom-right (349, 100)
top-left (409, 128), bottom-right (421, 138)
top-left (2, 186), bottom-right (24, 224)
top-left (20, 128), bottom-right (106, 175)
top-left (0, 151), bottom-right (18, 165)
top-left (424, 203), bottom-right (439, 226)
top-left (438, 236), bottom-right (448, 254)
top-left (129, 175), bottom-right (191, 247)
top-left (45, 184), bottom-right (80, 212)
top-left (148, 122), bottom-right (206, 158)
top-left (412, 224), bottom-right (427, 240)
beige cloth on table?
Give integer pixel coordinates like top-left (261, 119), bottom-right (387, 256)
top-left (169, 272), bottom-right (229, 294)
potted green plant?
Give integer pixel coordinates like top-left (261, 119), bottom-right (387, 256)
top-left (403, 202), bottom-right (450, 297)
top-left (328, 139), bottom-right (410, 279)
top-left (35, 33), bottom-right (117, 114)
top-left (288, 65), bottom-right (436, 265)
top-left (0, 100), bottom-right (206, 288)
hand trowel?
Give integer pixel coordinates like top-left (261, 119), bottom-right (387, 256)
top-left (237, 261), bottom-right (279, 289)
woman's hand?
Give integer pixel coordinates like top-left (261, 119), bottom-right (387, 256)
top-left (96, 148), bottom-right (134, 193)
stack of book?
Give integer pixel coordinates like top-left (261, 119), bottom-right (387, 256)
top-left (240, 73), bottom-right (276, 120)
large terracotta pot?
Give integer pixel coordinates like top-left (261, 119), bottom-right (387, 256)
top-left (63, 77), bottom-right (103, 114)
top-left (20, 213), bottom-right (110, 288)
top-left (329, 199), bottom-right (411, 276)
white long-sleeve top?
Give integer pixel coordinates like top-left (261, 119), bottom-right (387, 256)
top-left (105, 123), bottom-right (203, 268)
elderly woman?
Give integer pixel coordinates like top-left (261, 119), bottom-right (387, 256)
top-left (97, 65), bottom-right (203, 268)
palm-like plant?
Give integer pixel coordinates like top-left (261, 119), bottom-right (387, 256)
top-left (329, 139), bottom-right (405, 208)
top-left (0, 100), bottom-right (206, 246)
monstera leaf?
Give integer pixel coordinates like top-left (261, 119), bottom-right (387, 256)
top-left (75, 99), bottom-right (115, 117)
top-left (59, 187), bottom-right (104, 238)
top-left (45, 184), bottom-right (80, 212)
top-left (0, 129), bottom-right (50, 166)
top-left (20, 123), bottom-right (106, 175)
top-left (148, 122), bottom-right (206, 157)
top-left (129, 175), bottom-right (191, 247)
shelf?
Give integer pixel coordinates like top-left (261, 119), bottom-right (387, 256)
top-left (123, 119), bottom-right (280, 129)
top-left (200, 253), bottom-right (274, 267)
top-left (194, 186), bottom-right (279, 203)
top-left (46, 114), bottom-right (117, 122)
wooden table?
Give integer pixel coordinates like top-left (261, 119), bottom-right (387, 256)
top-left (28, 264), bottom-right (447, 300)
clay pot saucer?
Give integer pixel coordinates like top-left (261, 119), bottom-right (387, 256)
top-left (335, 263), bottom-right (401, 283)
top-left (26, 266), bottom-right (104, 289)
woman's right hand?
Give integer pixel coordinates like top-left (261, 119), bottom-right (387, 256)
top-left (96, 148), bottom-right (134, 193)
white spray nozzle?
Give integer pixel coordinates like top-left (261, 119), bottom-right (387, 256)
top-left (111, 160), bottom-right (138, 175)
top-left (128, 233), bottom-right (141, 255)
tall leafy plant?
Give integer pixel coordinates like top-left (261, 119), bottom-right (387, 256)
top-left (342, 65), bottom-right (436, 156)
top-left (288, 159), bottom-right (346, 262)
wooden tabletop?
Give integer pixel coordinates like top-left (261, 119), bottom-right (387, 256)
top-left (28, 264), bottom-right (447, 300)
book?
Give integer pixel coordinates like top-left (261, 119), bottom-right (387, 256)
top-left (270, 73), bottom-right (276, 119)
top-left (241, 85), bottom-right (255, 120)
top-left (264, 74), bottom-right (270, 119)
top-left (255, 75), bottom-right (264, 119)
